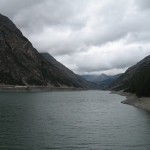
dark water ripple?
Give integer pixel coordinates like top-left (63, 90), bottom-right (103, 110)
top-left (0, 91), bottom-right (150, 150)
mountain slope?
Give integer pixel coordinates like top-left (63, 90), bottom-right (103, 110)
top-left (0, 14), bottom-right (93, 89)
top-left (41, 53), bottom-right (100, 89)
top-left (81, 74), bottom-right (110, 82)
top-left (94, 74), bottom-right (111, 83)
top-left (109, 55), bottom-right (150, 97)
top-left (98, 74), bottom-right (122, 89)
top-left (81, 75), bottom-right (99, 82)
top-left (82, 73), bottom-right (121, 89)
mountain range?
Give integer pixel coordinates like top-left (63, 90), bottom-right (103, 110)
top-left (81, 74), bottom-right (110, 82)
top-left (0, 13), bottom-right (150, 95)
top-left (40, 53), bottom-right (100, 89)
top-left (0, 14), bottom-right (98, 89)
top-left (82, 73), bottom-right (121, 89)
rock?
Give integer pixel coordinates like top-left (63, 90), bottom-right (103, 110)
top-left (0, 14), bottom-right (96, 88)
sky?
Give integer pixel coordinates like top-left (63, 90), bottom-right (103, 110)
top-left (0, 0), bottom-right (150, 75)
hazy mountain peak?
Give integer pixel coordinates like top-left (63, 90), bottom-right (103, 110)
top-left (81, 73), bottom-right (122, 89)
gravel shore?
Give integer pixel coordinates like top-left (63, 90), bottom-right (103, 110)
top-left (111, 90), bottom-right (150, 111)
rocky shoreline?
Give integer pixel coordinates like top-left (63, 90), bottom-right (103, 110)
top-left (0, 85), bottom-right (83, 92)
top-left (111, 90), bottom-right (150, 111)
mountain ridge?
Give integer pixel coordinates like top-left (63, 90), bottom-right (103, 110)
top-left (0, 13), bottom-right (97, 89)
top-left (41, 53), bottom-right (101, 89)
top-left (109, 55), bottom-right (150, 97)
top-left (81, 73), bottom-right (122, 89)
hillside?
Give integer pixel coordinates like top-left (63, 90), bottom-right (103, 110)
top-left (0, 13), bottom-right (95, 89)
top-left (82, 73), bottom-right (121, 89)
top-left (109, 55), bottom-right (150, 97)
top-left (97, 74), bottom-right (122, 89)
top-left (41, 53), bottom-right (100, 89)
top-left (81, 74), bottom-right (111, 82)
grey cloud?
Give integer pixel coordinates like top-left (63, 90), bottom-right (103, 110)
top-left (0, 0), bottom-right (150, 74)
top-left (0, 0), bottom-right (43, 17)
top-left (135, 0), bottom-right (150, 10)
top-left (12, 0), bottom-right (88, 33)
top-left (56, 45), bottom-right (150, 74)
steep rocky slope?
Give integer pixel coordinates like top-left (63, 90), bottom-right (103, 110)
top-left (109, 55), bottom-right (150, 97)
top-left (41, 53), bottom-right (100, 89)
top-left (0, 14), bottom-right (95, 89)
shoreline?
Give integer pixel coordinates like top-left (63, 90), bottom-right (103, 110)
top-left (0, 85), bottom-right (83, 92)
top-left (111, 90), bottom-right (150, 111)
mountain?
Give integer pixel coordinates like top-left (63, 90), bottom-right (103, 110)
top-left (109, 55), bottom-right (150, 97)
top-left (82, 74), bottom-right (110, 83)
top-left (40, 53), bottom-right (100, 89)
top-left (82, 73), bottom-right (121, 89)
top-left (0, 13), bottom-right (96, 89)
top-left (81, 75), bottom-right (99, 82)
top-left (94, 74), bottom-right (111, 83)
top-left (98, 74), bottom-right (122, 89)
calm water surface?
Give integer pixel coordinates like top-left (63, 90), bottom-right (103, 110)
top-left (0, 90), bottom-right (150, 150)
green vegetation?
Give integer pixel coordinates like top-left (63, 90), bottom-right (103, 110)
top-left (125, 68), bottom-right (150, 97)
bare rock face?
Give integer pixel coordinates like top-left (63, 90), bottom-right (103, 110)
top-left (0, 14), bottom-right (46, 85)
top-left (0, 14), bottom-right (92, 88)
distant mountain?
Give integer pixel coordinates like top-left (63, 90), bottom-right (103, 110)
top-left (81, 73), bottom-right (121, 89)
top-left (41, 53), bottom-right (100, 89)
top-left (82, 74), bottom-right (110, 83)
top-left (0, 13), bottom-right (97, 89)
top-left (109, 55), bottom-right (150, 97)
top-left (98, 74), bottom-right (122, 89)
top-left (81, 75), bottom-right (99, 82)
top-left (94, 74), bottom-right (111, 83)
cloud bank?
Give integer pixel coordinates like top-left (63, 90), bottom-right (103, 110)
top-left (0, 0), bottom-right (150, 74)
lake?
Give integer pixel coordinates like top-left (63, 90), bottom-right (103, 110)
top-left (0, 90), bottom-right (150, 150)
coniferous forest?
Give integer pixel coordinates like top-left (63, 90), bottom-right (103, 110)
top-left (125, 69), bottom-right (150, 97)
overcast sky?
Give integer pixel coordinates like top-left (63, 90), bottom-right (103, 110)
top-left (0, 0), bottom-right (150, 75)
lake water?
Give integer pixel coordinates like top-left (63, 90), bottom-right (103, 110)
top-left (0, 90), bottom-right (150, 150)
